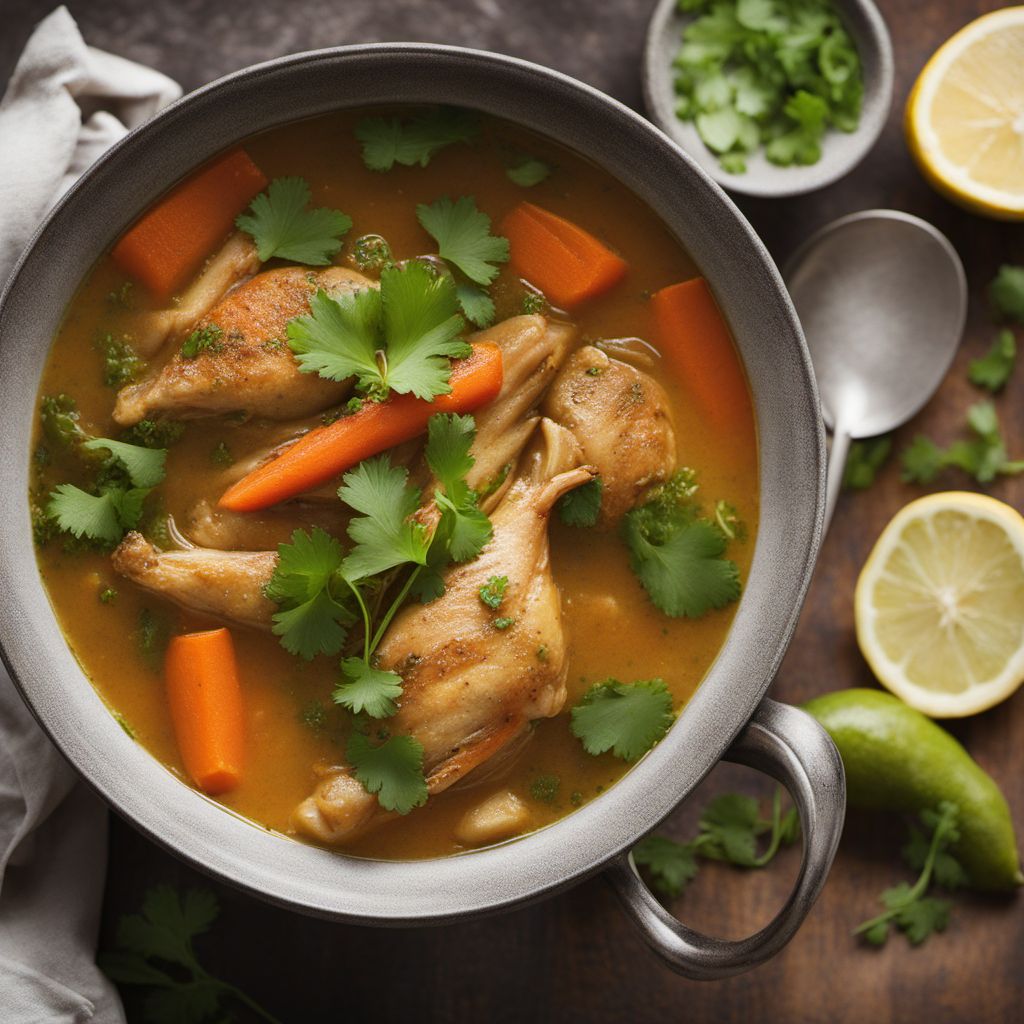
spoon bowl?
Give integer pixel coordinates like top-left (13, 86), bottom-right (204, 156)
top-left (784, 209), bottom-right (967, 524)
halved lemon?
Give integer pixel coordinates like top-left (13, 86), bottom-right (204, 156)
top-left (855, 492), bottom-right (1024, 717)
top-left (906, 7), bottom-right (1024, 220)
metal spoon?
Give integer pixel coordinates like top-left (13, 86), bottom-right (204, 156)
top-left (784, 210), bottom-right (967, 532)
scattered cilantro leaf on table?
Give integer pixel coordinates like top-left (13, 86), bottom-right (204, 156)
top-left (969, 330), bottom-right (1016, 392)
top-left (632, 835), bottom-right (700, 898)
top-left (507, 158), bottom-right (551, 187)
top-left (843, 435), bottom-right (892, 490)
top-left (856, 802), bottom-right (963, 947)
top-left (288, 260), bottom-right (470, 401)
top-left (557, 477), bottom-right (603, 527)
top-left (417, 196), bottom-right (510, 286)
top-left (570, 678), bottom-right (675, 762)
top-left (100, 885), bottom-right (283, 1024)
top-left (990, 264), bottom-right (1024, 324)
top-left (347, 729), bottom-right (428, 814)
top-left (236, 176), bottom-right (351, 265)
top-left (356, 108), bottom-right (478, 172)
top-left (901, 401), bottom-right (1024, 484)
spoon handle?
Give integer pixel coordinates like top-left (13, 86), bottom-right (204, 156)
top-left (822, 427), bottom-right (851, 538)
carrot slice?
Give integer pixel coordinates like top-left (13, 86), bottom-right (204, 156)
top-left (165, 628), bottom-right (245, 796)
top-left (650, 277), bottom-right (754, 437)
top-left (112, 149), bottom-right (268, 301)
top-left (219, 342), bottom-right (504, 513)
top-left (499, 201), bottom-right (627, 308)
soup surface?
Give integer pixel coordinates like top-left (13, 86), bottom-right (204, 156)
top-left (32, 108), bottom-right (758, 859)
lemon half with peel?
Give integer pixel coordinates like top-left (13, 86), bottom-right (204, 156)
top-left (906, 7), bottom-right (1024, 220)
top-left (855, 492), bottom-right (1024, 717)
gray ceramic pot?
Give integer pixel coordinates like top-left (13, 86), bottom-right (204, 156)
top-left (0, 44), bottom-right (843, 979)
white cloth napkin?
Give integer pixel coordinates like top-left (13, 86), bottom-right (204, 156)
top-left (0, 8), bottom-right (180, 1022)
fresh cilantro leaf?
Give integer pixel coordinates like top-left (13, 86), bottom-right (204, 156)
top-left (48, 484), bottom-right (148, 543)
top-left (339, 457), bottom-right (430, 581)
top-left (570, 678), bottom-right (675, 762)
top-left (624, 516), bottom-right (741, 618)
top-left (507, 158), bottom-right (551, 187)
top-left (289, 261), bottom-right (469, 401)
top-left (990, 264), bottom-right (1024, 324)
top-left (632, 835), bottom-right (699, 898)
top-left (347, 730), bottom-right (428, 814)
top-left (100, 886), bottom-right (283, 1024)
top-left (334, 658), bottom-right (404, 718)
top-left (236, 177), bottom-right (351, 265)
top-left (416, 196), bottom-right (510, 286)
top-left (97, 333), bottom-right (144, 388)
top-left (351, 233), bottom-right (394, 273)
top-left (698, 793), bottom-right (763, 865)
top-left (425, 412), bottom-right (476, 505)
top-left (969, 330), bottom-right (1016, 391)
top-left (843, 435), bottom-right (892, 491)
top-left (557, 477), bottom-right (603, 527)
top-left (264, 527), bottom-right (354, 660)
top-left (456, 282), bottom-right (495, 327)
top-left (435, 491), bottom-right (492, 562)
top-left (82, 438), bottom-right (167, 488)
top-left (180, 323), bottom-right (223, 359)
top-left (895, 896), bottom-right (952, 945)
top-left (356, 107), bottom-right (478, 171)
top-left (479, 575), bottom-right (509, 610)
top-left (765, 90), bottom-right (829, 166)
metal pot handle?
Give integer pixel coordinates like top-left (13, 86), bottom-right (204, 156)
top-left (605, 697), bottom-right (845, 979)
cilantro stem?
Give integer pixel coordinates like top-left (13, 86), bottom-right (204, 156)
top-left (751, 788), bottom-right (787, 868)
top-left (341, 574), bottom-right (373, 662)
top-left (370, 565), bottom-right (424, 654)
top-left (216, 980), bottom-right (286, 1024)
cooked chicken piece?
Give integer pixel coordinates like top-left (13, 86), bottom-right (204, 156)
top-left (111, 532), bottom-right (277, 630)
top-left (183, 498), bottom-right (349, 551)
top-left (294, 419), bottom-right (595, 845)
top-left (543, 345), bottom-right (676, 525)
top-left (128, 232), bottom-right (260, 357)
top-left (455, 791), bottom-right (531, 846)
top-left (114, 266), bottom-right (373, 425)
top-left (462, 315), bottom-right (576, 505)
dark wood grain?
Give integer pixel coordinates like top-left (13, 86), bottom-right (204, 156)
top-left (7, 0), bottom-right (1022, 1020)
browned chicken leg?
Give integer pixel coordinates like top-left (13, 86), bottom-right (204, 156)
top-left (114, 266), bottom-right (374, 425)
top-left (542, 345), bottom-right (676, 525)
top-left (293, 419), bottom-right (596, 845)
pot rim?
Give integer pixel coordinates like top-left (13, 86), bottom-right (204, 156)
top-left (0, 42), bottom-right (824, 924)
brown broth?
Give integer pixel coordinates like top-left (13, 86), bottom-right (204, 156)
top-left (32, 109), bottom-right (758, 860)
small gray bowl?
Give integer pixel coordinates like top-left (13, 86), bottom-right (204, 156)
top-left (643, 0), bottom-right (894, 197)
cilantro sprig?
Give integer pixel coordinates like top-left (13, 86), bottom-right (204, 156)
top-left (633, 788), bottom-right (800, 898)
top-left (843, 435), bottom-right (892, 491)
top-left (570, 678), bottom-right (675, 762)
top-left (287, 260), bottom-right (471, 401)
top-left (356, 107), bottom-right (478, 171)
top-left (969, 330), bottom-right (1016, 392)
top-left (990, 264), bottom-right (1024, 324)
top-left (621, 470), bottom-right (742, 619)
top-left (236, 177), bottom-right (352, 265)
top-left (856, 802), bottom-right (965, 947)
top-left (100, 885), bottom-right (283, 1024)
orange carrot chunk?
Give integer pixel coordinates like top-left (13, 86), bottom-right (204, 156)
top-left (650, 277), bottom-right (754, 437)
top-left (219, 342), bottom-right (504, 513)
top-left (165, 628), bottom-right (245, 796)
top-left (111, 149), bottom-right (268, 301)
top-left (499, 201), bottom-right (628, 309)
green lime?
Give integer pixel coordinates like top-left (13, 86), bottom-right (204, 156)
top-left (804, 688), bottom-right (1022, 891)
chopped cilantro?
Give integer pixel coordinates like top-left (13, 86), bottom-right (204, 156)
top-left (529, 774), bottom-right (560, 804)
top-left (570, 678), bottom-right (675, 762)
top-left (536, 644), bottom-right (549, 662)
top-left (901, 401), bottom-right (1024, 485)
top-left (989, 264), bottom-right (1024, 324)
top-left (120, 419), bottom-right (184, 449)
top-left (416, 196), bottom-right (509, 286)
top-left (96, 333), bottom-right (144, 388)
top-left (969, 330), bottom-right (1016, 392)
top-left (299, 700), bottom-right (327, 733)
top-left (479, 575), bottom-right (509, 610)
top-left (180, 323), bottom-right (223, 359)
top-left (351, 233), bottom-right (393, 273)
top-left (40, 394), bottom-right (90, 450)
top-left (99, 587), bottom-right (118, 604)
top-left (135, 608), bottom-right (171, 668)
top-left (347, 730), bottom-right (428, 814)
top-left (673, 0), bottom-right (863, 172)
top-left (713, 499), bottom-right (746, 541)
top-left (493, 616), bottom-right (515, 631)
top-left (520, 290), bottom-right (548, 315)
top-left (356, 107), bottom-right (478, 171)
top-left (507, 158), bottom-right (551, 187)
top-left (288, 260), bottom-right (470, 401)
top-left (557, 477), bottom-right (602, 527)
top-left (843, 435), bottom-right (892, 491)
top-left (210, 441), bottom-right (234, 466)
top-left (236, 177), bottom-right (351, 265)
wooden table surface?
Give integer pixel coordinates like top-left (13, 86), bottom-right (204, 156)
top-left (7, 0), bottom-right (1022, 1021)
